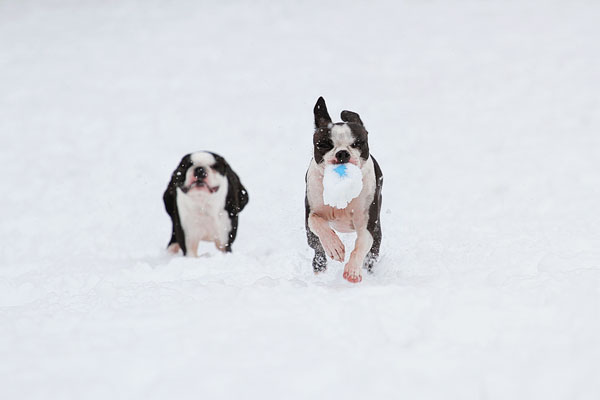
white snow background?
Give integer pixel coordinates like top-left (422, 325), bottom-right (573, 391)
top-left (1, 1), bottom-right (599, 399)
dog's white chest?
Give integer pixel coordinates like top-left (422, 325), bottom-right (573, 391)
top-left (306, 157), bottom-right (376, 232)
top-left (176, 187), bottom-right (231, 248)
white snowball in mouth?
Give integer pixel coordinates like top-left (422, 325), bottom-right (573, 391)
top-left (323, 163), bottom-right (363, 209)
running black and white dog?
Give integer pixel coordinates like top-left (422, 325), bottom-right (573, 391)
top-left (305, 97), bottom-right (383, 283)
top-left (163, 151), bottom-right (248, 256)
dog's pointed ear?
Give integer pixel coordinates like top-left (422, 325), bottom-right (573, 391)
top-left (340, 110), bottom-right (364, 126)
top-left (314, 96), bottom-right (332, 128)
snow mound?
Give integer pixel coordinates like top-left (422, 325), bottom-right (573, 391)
top-left (323, 163), bottom-right (363, 209)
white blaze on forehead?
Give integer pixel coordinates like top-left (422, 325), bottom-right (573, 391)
top-left (184, 151), bottom-right (225, 188)
top-left (190, 151), bottom-right (216, 166)
top-left (330, 124), bottom-right (354, 148)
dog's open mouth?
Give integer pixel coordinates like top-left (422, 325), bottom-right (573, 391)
top-left (330, 159), bottom-right (359, 166)
top-left (182, 181), bottom-right (220, 194)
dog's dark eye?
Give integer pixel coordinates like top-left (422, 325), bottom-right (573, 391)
top-left (316, 140), bottom-right (333, 150)
top-left (351, 141), bottom-right (364, 148)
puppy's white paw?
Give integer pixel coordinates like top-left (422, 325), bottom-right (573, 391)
top-left (320, 230), bottom-right (345, 262)
top-left (343, 262), bottom-right (362, 283)
top-left (167, 243), bottom-right (181, 254)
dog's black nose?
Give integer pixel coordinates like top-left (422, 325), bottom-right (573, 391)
top-left (335, 150), bottom-right (351, 164)
top-left (194, 166), bottom-right (207, 179)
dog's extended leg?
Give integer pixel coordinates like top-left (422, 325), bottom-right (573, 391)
top-left (343, 228), bottom-right (373, 283)
top-left (308, 213), bottom-right (345, 263)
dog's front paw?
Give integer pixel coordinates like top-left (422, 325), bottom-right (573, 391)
top-left (320, 230), bottom-right (345, 262)
top-left (343, 262), bottom-right (362, 283)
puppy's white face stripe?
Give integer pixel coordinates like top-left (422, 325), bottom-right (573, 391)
top-left (190, 152), bottom-right (216, 165)
top-left (330, 124), bottom-right (354, 148)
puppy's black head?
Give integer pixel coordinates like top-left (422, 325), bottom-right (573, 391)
top-left (313, 97), bottom-right (370, 167)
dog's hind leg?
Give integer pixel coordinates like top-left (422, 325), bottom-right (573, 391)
top-left (305, 197), bottom-right (331, 273)
top-left (307, 229), bottom-right (328, 273)
top-left (364, 220), bottom-right (381, 272)
top-left (364, 156), bottom-right (383, 272)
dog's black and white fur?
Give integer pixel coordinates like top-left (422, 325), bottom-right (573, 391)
top-left (305, 97), bottom-right (383, 283)
top-left (163, 151), bottom-right (248, 256)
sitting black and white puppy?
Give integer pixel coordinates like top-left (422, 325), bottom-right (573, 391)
top-left (163, 151), bottom-right (248, 256)
top-left (305, 97), bottom-right (383, 283)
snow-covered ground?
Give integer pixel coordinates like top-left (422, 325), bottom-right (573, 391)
top-left (1, 0), bottom-right (599, 398)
